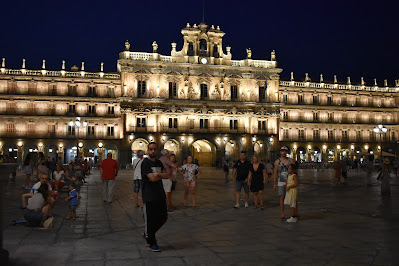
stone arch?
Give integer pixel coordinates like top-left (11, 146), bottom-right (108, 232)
top-left (191, 139), bottom-right (216, 166)
top-left (225, 140), bottom-right (240, 161)
top-left (164, 139), bottom-right (180, 157)
top-left (131, 138), bottom-right (149, 153)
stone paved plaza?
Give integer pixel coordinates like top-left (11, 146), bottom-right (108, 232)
top-left (1, 166), bottom-right (399, 265)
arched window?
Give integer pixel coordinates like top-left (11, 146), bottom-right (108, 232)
top-left (187, 42), bottom-right (194, 56)
top-left (199, 39), bottom-right (207, 56)
top-left (213, 44), bottom-right (219, 57)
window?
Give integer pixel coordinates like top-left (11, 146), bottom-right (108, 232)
top-left (68, 126), bottom-right (75, 136)
top-left (341, 97), bottom-right (347, 106)
top-left (108, 106), bottom-right (114, 114)
top-left (200, 84), bottom-right (208, 99)
top-left (342, 130), bottom-right (348, 140)
top-left (87, 126), bottom-right (95, 136)
top-left (369, 131), bottom-right (375, 141)
top-left (313, 129), bottom-right (319, 140)
top-left (187, 42), bottom-right (194, 56)
top-left (199, 39), bottom-right (207, 56)
top-left (259, 86), bottom-right (266, 102)
top-left (328, 130), bottom-right (334, 140)
top-left (27, 124), bottom-right (35, 134)
top-left (168, 118), bottom-right (178, 128)
top-left (68, 85), bottom-right (76, 96)
top-left (107, 126), bottom-right (114, 137)
top-left (137, 117), bottom-right (146, 128)
top-left (88, 105), bottom-right (95, 114)
top-left (298, 95), bottom-right (304, 104)
top-left (68, 104), bottom-right (76, 114)
top-left (328, 113), bottom-right (333, 122)
top-left (258, 120), bottom-right (266, 130)
top-left (212, 44), bottom-right (219, 58)
top-left (327, 96), bottom-right (333, 105)
top-left (357, 131), bottom-right (361, 141)
top-left (356, 97), bottom-right (360, 106)
top-left (230, 119), bottom-right (238, 130)
top-left (169, 82), bottom-right (177, 98)
top-left (189, 119), bottom-right (194, 129)
top-left (283, 94), bottom-right (288, 103)
top-left (283, 129), bottom-right (289, 139)
top-left (298, 129), bottom-right (305, 140)
top-left (392, 132), bottom-right (396, 141)
top-left (137, 81), bottom-right (146, 97)
top-left (313, 112), bottom-right (318, 122)
top-left (313, 95), bottom-right (319, 104)
top-left (283, 112), bottom-right (288, 120)
top-left (200, 119), bottom-right (209, 129)
top-left (88, 86), bottom-right (96, 96)
top-left (231, 85), bottom-right (238, 100)
top-left (6, 123), bottom-right (15, 133)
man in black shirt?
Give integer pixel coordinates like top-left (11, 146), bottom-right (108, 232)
top-left (233, 151), bottom-right (251, 208)
top-left (141, 142), bottom-right (170, 252)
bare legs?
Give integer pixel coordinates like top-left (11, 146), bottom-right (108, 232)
top-left (24, 174), bottom-right (31, 188)
top-left (280, 195), bottom-right (285, 218)
top-left (235, 191), bottom-right (249, 205)
top-left (252, 191), bottom-right (264, 209)
top-left (184, 186), bottom-right (196, 207)
top-left (134, 192), bottom-right (142, 207)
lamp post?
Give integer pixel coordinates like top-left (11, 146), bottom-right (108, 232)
top-left (69, 117), bottom-right (87, 160)
top-left (373, 124), bottom-right (387, 159)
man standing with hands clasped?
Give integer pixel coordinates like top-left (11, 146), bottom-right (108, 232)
top-left (100, 153), bottom-right (119, 203)
top-left (141, 142), bottom-right (170, 252)
top-left (233, 151), bottom-right (251, 208)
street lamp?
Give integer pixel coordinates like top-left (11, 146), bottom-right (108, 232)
top-left (373, 124), bottom-right (387, 159)
top-left (69, 117), bottom-right (87, 160)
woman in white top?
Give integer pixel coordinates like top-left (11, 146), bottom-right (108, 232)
top-left (51, 164), bottom-right (65, 191)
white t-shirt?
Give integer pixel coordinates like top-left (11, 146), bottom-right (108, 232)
top-left (53, 170), bottom-right (65, 182)
top-left (132, 158), bottom-right (144, 180)
top-left (31, 181), bottom-right (53, 193)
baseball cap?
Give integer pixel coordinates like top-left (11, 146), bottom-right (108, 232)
top-left (280, 146), bottom-right (289, 151)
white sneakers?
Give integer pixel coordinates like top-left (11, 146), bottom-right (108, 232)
top-left (244, 202), bottom-right (249, 208)
top-left (234, 202), bottom-right (249, 208)
top-left (286, 217), bottom-right (297, 223)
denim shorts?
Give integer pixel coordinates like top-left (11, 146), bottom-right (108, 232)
top-left (236, 180), bottom-right (249, 193)
top-left (24, 208), bottom-right (44, 226)
top-left (278, 186), bottom-right (286, 196)
top-left (69, 205), bottom-right (77, 211)
top-left (133, 179), bottom-right (142, 193)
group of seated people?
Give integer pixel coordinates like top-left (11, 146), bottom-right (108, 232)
top-left (21, 160), bottom-right (89, 227)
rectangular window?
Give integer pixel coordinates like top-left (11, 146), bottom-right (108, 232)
top-left (231, 85), bottom-right (238, 100)
top-left (6, 123), bottom-right (15, 133)
top-left (68, 104), bottom-right (76, 114)
top-left (200, 119), bottom-right (209, 129)
top-left (356, 97), bottom-right (360, 106)
top-left (328, 130), bottom-right (334, 139)
top-left (68, 85), bottom-right (76, 96)
top-left (341, 97), bottom-right (347, 106)
top-left (298, 129), bottom-right (305, 140)
top-left (258, 120), bottom-right (266, 130)
top-left (189, 119), bottom-right (194, 129)
top-left (88, 86), bottom-right (96, 96)
top-left (357, 131), bottom-right (361, 141)
top-left (283, 112), bottom-right (288, 120)
top-left (313, 129), bottom-right (319, 140)
top-left (327, 96), bottom-right (333, 105)
top-left (392, 132), bottom-right (396, 141)
top-left (168, 118), bottom-right (178, 129)
top-left (68, 126), bottom-right (75, 136)
top-left (200, 84), bottom-right (208, 99)
top-left (314, 112), bottom-right (318, 122)
top-left (87, 126), bottom-right (95, 136)
top-left (107, 126), bottom-right (114, 137)
top-left (328, 113), bottom-right (333, 122)
top-left (137, 81), bottom-right (146, 97)
top-left (169, 82), bottom-right (177, 98)
top-left (298, 95), bottom-right (304, 104)
top-left (230, 119), bottom-right (238, 130)
top-left (27, 124), bottom-right (35, 134)
top-left (283, 94), bottom-right (288, 103)
top-left (108, 106), bottom-right (114, 114)
top-left (259, 86), bottom-right (265, 102)
top-left (283, 129), bottom-right (289, 139)
top-left (369, 131), bottom-right (375, 141)
top-left (313, 95), bottom-right (319, 104)
top-left (137, 117), bottom-right (146, 128)
top-left (88, 105), bottom-right (95, 114)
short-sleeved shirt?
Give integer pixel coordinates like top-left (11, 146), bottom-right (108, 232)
top-left (100, 158), bottom-right (120, 179)
top-left (265, 163), bottom-right (273, 173)
top-left (141, 158), bottom-right (165, 202)
top-left (27, 193), bottom-right (45, 210)
top-left (233, 160), bottom-right (251, 181)
top-left (179, 164), bottom-right (199, 181)
top-left (69, 189), bottom-right (78, 205)
top-left (160, 156), bottom-right (173, 177)
top-left (31, 181), bottom-right (53, 193)
top-left (53, 170), bottom-right (65, 182)
top-left (132, 158), bottom-right (144, 180)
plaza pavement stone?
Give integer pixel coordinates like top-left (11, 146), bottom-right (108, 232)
top-left (1, 166), bottom-right (399, 265)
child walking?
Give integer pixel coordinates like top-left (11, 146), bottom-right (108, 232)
top-left (65, 183), bottom-right (78, 220)
top-left (284, 164), bottom-right (299, 223)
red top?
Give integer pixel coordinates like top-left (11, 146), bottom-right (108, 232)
top-left (100, 158), bottom-right (119, 179)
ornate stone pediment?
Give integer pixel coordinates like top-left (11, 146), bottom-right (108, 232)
top-left (225, 107), bottom-right (243, 115)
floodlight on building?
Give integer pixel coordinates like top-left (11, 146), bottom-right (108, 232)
top-left (17, 141), bottom-right (23, 148)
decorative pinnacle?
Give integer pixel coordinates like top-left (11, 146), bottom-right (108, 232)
top-left (42, 60), bottom-right (46, 69)
top-left (101, 62), bottom-right (104, 72)
top-left (1, 58), bottom-right (5, 68)
top-left (81, 62), bottom-right (85, 71)
top-left (62, 60), bottom-right (65, 70)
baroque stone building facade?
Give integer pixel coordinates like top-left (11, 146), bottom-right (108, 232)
top-left (0, 22), bottom-right (398, 165)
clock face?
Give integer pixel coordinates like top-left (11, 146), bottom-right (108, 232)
top-left (201, 58), bottom-right (208, 64)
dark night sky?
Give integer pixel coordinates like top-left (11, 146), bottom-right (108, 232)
top-left (1, 0), bottom-right (398, 85)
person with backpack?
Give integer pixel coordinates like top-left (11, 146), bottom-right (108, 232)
top-left (273, 146), bottom-right (296, 220)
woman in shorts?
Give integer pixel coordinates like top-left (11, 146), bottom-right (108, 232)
top-left (178, 156), bottom-right (201, 208)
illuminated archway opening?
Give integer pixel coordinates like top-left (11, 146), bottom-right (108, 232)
top-left (191, 139), bottom-right (216, 166)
